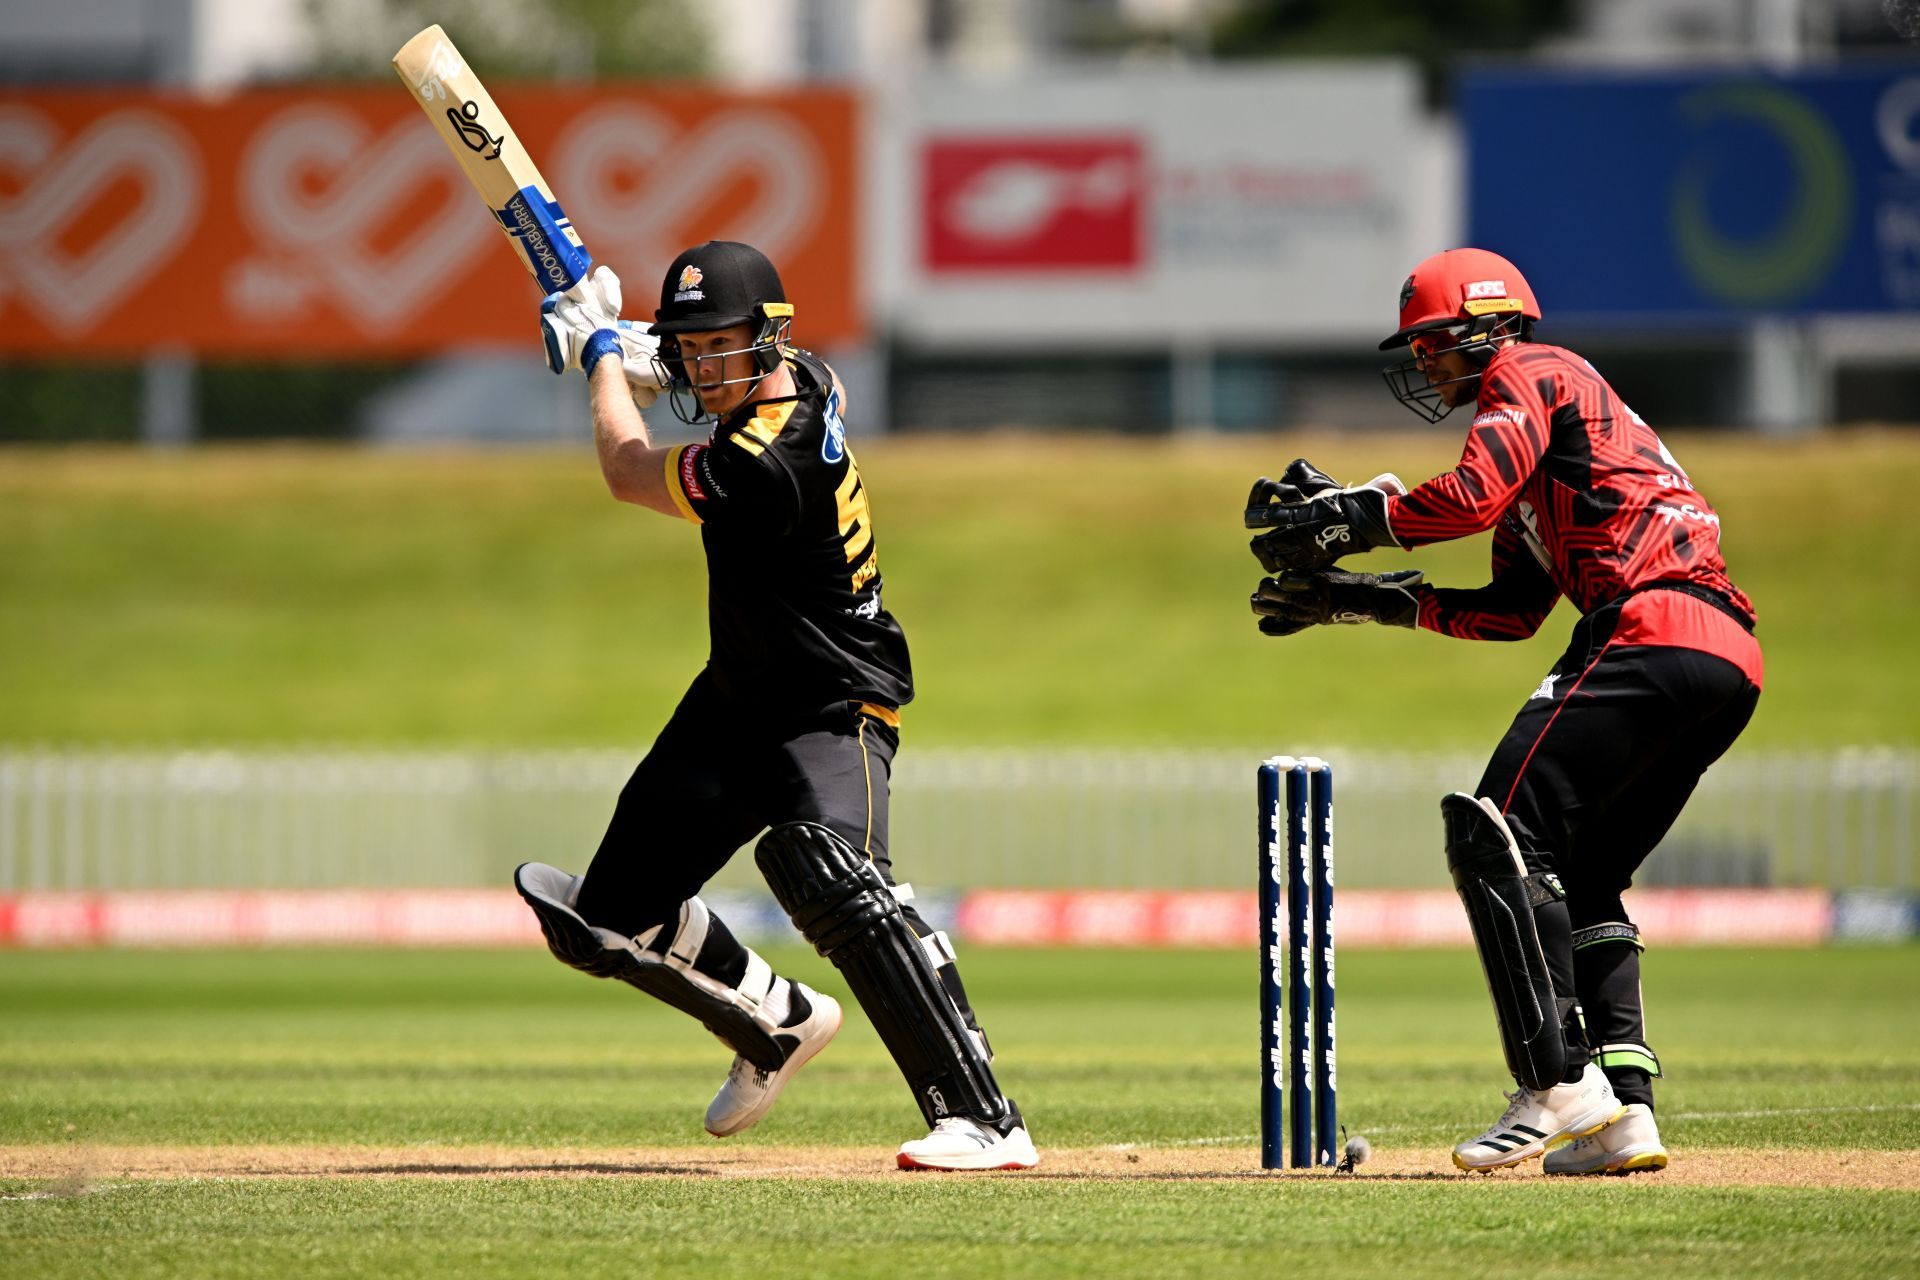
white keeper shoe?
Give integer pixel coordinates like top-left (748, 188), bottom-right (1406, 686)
top-left (1543, 1102), bottom-right (1669, 1176)
top-left (704, 985), bottom-right (841, 1138)
top-left (897, 1110), bottom-right (1040, 1172)
top-left (1452, 1062), bottom-right (1626, 1171)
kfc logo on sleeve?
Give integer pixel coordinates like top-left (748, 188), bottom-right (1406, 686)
top-left (922, 137), bottom-right (1144, 271)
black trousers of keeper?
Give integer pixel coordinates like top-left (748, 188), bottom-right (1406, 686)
top-left (573, 669), bottom-right (977, 1017)
top-left (1474, 591), bottom-right (1761, 1111)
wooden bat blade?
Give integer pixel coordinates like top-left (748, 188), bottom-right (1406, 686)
top-left (392, 24), bottom-right (592, 294)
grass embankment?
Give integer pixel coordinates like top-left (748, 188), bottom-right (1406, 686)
top-left (1, 432), bottom-right (1912, 748)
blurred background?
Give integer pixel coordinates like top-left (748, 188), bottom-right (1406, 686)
top-left (1, 0), bottom-right (1915, 941)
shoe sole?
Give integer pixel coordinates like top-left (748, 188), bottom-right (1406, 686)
top-left (896, 1150), bottom-right (1039, 1172)
top-left (704, 998), bottom-right (843, 1139)
top-left (1546, 1148), bottom-right (1669, 1177)
top-left (1452, 1103), bottom-right (1627, 1173)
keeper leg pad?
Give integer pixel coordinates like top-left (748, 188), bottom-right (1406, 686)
top-left (514, 862), bottom-right (790, 1071)
top-left (1442, 794), bottom-right (1578, 1091)
top-left (755, 822), bottom-right (1009, 1127)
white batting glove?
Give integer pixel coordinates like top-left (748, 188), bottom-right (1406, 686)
top-left (543, 313), bottom-right (667, 408)
top-left (564, 264), bottom-right (622, 330)
top-left (540, 264), bottom-right (622, 375)
top-left (611, 321), bottom-right (667, 407)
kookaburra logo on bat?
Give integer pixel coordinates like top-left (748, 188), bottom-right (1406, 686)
top-left (449, 100), bottom-right (505, 160)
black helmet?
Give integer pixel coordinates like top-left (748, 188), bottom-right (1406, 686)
top-left (654, 241), bottom-right (792, 348)
top-left (651, 242), bottom-right (795, 424)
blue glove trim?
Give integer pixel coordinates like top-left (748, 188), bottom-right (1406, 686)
top-left (581, 328), bottom-right (622, 377)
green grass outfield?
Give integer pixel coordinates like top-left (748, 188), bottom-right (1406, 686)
top-left (2, 431), bottom-right (1915, 749)
top-left (2, 945), bottom-right (1916, 1277)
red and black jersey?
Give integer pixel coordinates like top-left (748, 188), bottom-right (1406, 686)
top-left (662, 350), bottom-right (913, 719)
top-left (1386, 344), bottom-right (1759, 677)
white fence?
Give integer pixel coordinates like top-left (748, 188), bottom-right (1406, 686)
top-left (0, 748), bottom-right (1912, 893)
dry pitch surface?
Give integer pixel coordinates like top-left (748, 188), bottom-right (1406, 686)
top-left (5, 1143), bottom-right (1915, 1190)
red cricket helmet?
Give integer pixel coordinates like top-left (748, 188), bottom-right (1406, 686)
top-left (1379, 248), bottom-right (1541, 352)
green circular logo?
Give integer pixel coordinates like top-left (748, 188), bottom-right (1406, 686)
top-left (1671, 82), bottom-right (1852, 306)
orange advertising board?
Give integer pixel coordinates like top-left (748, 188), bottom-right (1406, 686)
top-left (0, 86), bottom-right (861, 357)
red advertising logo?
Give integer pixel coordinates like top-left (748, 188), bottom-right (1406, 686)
top-left (922, 136), bottom-right (1144, 272)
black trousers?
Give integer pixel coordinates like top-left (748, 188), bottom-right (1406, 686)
top-left (576, 670), bottom-right (915, 941)
top-left (1475, 600), bottom-right (1760, 1105)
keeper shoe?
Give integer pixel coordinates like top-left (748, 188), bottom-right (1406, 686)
top-left (703, 984), bottom-right (841, 1138)
top-left (1452, 1062), bottom-right (1625, 1172)
top-left (1543, 1102), bottom-right (1669, 1176)
top-left (897, 1106), bottom-right (1039, 1172)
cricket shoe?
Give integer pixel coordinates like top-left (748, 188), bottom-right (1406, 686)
top-left (1452, 1062), bottom-right (1625, 1172)
top-left (704, 984), bottom-right (842, 1138)
top-left (1543, 1103), bottom-right (1668, 1176)
top-left (897, 1105), bottom-right (1039, 1172)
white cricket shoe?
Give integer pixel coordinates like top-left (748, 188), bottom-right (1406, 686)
top-left (897, 1111), bottom-right (1040, 1172)
top-left (1452, 1062), bottom-right (1625, 1171)
top-left (1543, 1103), bottom-right (1669, 1176)
top-left (704, 985), bottom-right (841, 1138)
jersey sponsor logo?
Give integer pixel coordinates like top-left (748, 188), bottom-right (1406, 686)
top-left (679, 443), bottom-right (709, 502)
top-left (1473, 407), bottom-right (1527, 429)
top-left (821, 386), bottom-right (847, 463)
top-left (1652, 501), bottom-right (1721, 530)
top-left (1529, 673), bottom-right (1558, 702)
top-left (1464, 278), bottom-right (1507, 299)
top-left (847, 592), bottom-right (881, 620)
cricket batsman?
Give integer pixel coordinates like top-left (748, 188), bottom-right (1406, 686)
top-left (513, 241), bottom-right (1038, 1171)
top-left (1241, 248), bottom-right (1763, 1175)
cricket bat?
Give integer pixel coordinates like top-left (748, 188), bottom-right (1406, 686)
top-left (392, 24), bottom-right (593, 296)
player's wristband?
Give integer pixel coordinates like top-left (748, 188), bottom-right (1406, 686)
top-left (581, 328), bottom-right (622, 377)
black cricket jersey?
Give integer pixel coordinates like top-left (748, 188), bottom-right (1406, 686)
top-left (661, 350), bottom-right (914, 720)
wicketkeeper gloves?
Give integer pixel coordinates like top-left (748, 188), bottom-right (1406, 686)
top-left (1242, 458), bottom-right (1421, 636)
top-left (1251, 569), bottom-right (1425, 636)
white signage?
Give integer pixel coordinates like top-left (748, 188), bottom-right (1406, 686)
top-left (871, 66), bottom-right (1437, 346)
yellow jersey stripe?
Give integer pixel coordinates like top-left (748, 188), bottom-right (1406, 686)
top-left (727, 432), bottom-right (767, 457)
top-left (856, 702), bottom-right (900, 728)
top-left (749, 400), bottom-right (797, 441)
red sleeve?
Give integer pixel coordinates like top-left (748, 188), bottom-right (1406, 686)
top-left (1386, 360), bottom-right (1553, 548)
top-left (663, 438), bottom-right (795, 533)
top-left (1408, 520), bottom-right (1561, 641)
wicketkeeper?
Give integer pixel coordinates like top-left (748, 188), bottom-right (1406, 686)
top-left (1242, 248), bottom-right (1763, 1175)
top-left (516, 240), bottom-right (1038, 1171)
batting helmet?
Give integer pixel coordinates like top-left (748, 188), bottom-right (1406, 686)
top-left (652, 241), bottom-right (795, 423)
top-left (1380, 248), bottom-right (1541, 422)
top-left (1379, 247), bottom-right (1540, 353)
